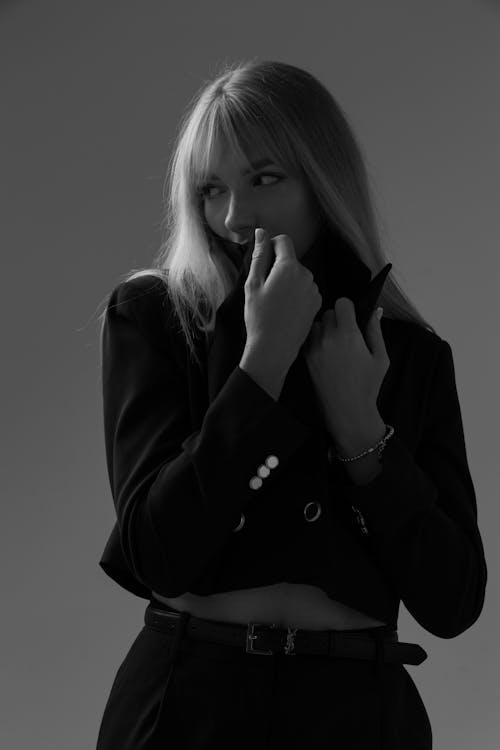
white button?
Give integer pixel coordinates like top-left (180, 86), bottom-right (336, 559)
top-left (257, 465), bottom-right (270, 478)
top-left (266, 455), bottom-right (279, 469)
top-left (304, 501), bottom-right (322, 522)
top-left (233, 512), bottom-right (245, 532)
top-left (249, 476), bottom-right (263, 490)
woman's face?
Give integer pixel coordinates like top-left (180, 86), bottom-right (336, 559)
top-left (199, 135), bottom-right (323, 262)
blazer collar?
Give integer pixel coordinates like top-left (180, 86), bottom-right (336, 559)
top-left (205, 224), bottom-right (373, 433)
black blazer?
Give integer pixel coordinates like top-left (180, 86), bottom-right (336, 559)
top-left (99, 230), bottom-right (487, 638)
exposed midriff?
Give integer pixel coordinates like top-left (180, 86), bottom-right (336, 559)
top-left (151, 582), bottom-right (387, 631)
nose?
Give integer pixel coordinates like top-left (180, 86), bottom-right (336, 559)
top-left (224, 193), bottom-right (256, 242)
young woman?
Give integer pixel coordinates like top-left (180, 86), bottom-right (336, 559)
top-left (95, 59), bottom-right (487, 749)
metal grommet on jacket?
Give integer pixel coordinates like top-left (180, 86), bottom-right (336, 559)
top-left (304, 500), bottom-right (322, 522)
top-left (233, 512), bottom-right (245, 532)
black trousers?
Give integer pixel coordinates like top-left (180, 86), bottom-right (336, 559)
top-left (96, 603), bottom-right (432, 749)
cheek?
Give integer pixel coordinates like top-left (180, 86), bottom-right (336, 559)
top-left (204, 202), bottom-right (228, 231)
top-left (266, 192), bottom-right (304, 229)
top-left (202, 206), bottom-right (218, 232)
top-left (286, 193), bottom-right (319, 229)
top-left (283, 186), bottom-right (315, 219)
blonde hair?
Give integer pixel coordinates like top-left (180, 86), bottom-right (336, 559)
top-left (99, 58), bottom-right (435, 367)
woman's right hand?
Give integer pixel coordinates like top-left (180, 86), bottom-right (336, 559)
top-left (243, 228), bottom-right (323, 374)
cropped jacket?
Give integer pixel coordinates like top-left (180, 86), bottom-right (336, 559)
top-left (99, 233), bottom-right (487, 638)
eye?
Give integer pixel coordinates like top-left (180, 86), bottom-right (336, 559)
top-left (198, 173), bottom-right (283, 200)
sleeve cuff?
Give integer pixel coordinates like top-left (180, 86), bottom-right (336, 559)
top-left (335, 431), bottom-right (438, 540)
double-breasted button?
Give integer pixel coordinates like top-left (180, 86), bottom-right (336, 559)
top-left (265, 455), bottom-right (279, 469)
top-left (233, 512), bottom-right (245, 532)
top-left (249, 454), bottom-right (279, 490)
top-left (304, 500), bottom-right (322, 522)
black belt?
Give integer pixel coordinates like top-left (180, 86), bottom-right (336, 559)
top-left (144, 604), bottom-right (427, 665)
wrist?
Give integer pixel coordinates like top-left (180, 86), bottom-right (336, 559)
top-left (329, 410), bottom-right (386, 457)
top-left (239, 349), bottom-right (288, 402)
top-left (329, 411), bottom-right (387, 487)
top-left (241, 344), bottom-right (289, 381)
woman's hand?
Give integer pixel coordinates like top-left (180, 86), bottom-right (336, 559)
top-left (303, 298), bottom-right (390, 438)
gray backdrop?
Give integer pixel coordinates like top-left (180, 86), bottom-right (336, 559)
top-left (0, 0), bottom-right (498, 747)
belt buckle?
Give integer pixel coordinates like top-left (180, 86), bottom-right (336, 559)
top-left (246, 622), bottom-right (278, 655)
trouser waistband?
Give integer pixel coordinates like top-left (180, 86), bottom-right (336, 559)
top-left (144, 603), bottom-right (427, 665)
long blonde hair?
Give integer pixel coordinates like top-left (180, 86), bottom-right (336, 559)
top-left (100, 58), bottom-right (435, 368)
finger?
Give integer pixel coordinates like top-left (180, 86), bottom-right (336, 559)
top-left (318, 308), bottom-right (336, 337)
top-left (304, 320), bottom-right (320, 353)
top-left (364, 307), bottom-right (388, 360)
top-left (334, 297), bottom-right (356, 330)
top-left (248, 231), bottom-right (297, 285)
top-left (247, 227), bottom-right (272, 284)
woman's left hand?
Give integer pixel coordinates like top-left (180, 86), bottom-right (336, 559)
top-left (303, 298), bottom-right (390, 434)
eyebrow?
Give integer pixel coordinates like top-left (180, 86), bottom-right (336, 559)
top-left (206, 158), bottom-right (277, 181)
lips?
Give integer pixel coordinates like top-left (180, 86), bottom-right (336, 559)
top-left (224, 234), bottom-right (255, 258)
top-left (240, 233), bottom-right (256, 255)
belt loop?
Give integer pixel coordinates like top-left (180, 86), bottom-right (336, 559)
top-left (164, 610), bottom-right (192, 691)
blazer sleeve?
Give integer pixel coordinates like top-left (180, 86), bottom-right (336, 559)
top-left (336, 338), bottom-right (488, 638)
top-left (101, 279), bottom-right (314, 597)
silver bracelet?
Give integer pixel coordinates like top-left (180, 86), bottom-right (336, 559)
top-left (328, 424), bottom-right (395, 464)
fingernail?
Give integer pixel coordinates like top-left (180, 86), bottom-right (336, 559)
top-left (376, 306), bottom-right (383, 320)
top-left (255, 228), bottom-right (265, 242)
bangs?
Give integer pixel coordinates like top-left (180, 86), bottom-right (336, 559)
top-left (188, 99), bottom-right (300, 191)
